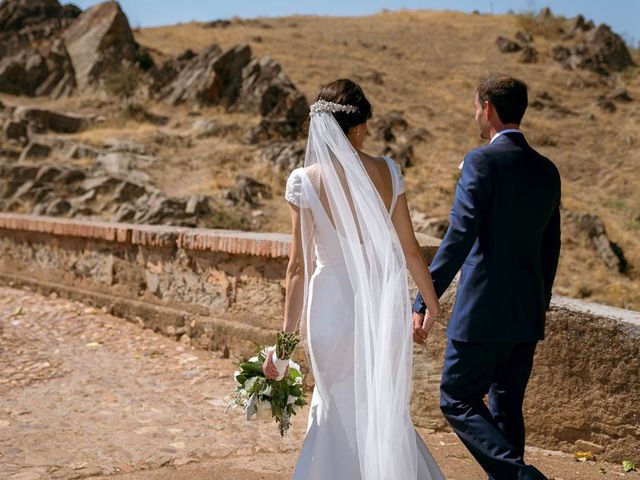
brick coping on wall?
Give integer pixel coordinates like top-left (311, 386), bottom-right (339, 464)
top-left (0, 213), bottom-right (292, 257)
top-left (0, 213), bottom-right (441, 259)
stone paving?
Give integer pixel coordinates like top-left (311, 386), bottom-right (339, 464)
top-left (0, 286), bottom-right (635, 480)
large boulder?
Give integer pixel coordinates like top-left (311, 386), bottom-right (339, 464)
top-left (582, 24), bottom-right (635, 72)
top-left (63, 1), bottom-right (138, 88)
top-left (553, 24), bottom-right (635, 74)
top-left (238, 56), bottom-right (308, 140)
top-left (236, 55), bottom-right (306, 117)
top-left (160, 44), bottom-right (251, 106)
top-left (564, 210), bottom-right (628, 273)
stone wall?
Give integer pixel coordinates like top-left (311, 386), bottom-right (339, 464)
top-left (0, 213), bottom-right (638, 462)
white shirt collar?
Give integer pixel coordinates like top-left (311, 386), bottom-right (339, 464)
top-left (458, 129), bottom-right (523, 169)
top-left (490, 128), bottom-right (521, 144)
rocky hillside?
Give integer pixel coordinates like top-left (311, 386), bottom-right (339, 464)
top-left (0, 1), bottom-right (639, 310)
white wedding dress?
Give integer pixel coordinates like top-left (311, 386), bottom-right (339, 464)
top-left (285, 156), bottom-right (444, 480)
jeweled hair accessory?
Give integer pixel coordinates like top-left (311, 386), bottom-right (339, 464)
top-left (309, 99), bottom-right (358, 117)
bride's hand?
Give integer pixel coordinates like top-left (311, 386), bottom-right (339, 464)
top-left (263, 349), bottom-right (280, 379)
top-left (263, 349), bottom-right (289, 380)
top-left (426, 304), bottom-right (441, 323)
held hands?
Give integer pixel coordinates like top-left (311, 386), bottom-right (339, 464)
top-left (412, 306), bottom-right (441, 345)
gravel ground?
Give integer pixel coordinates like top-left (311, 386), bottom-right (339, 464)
top-left (0, 286), bottom-right (635, 480)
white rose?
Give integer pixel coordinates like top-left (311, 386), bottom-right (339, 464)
top-left (288, 360), bottom-right (301, 372)
top-left (248, 356), bottom-right (259, 363)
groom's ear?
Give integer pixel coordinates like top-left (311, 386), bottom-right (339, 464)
top-left (484, 100), bottom-right (495, 121)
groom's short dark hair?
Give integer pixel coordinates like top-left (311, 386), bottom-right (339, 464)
top-left (477, 75), bottom-right (528, 124)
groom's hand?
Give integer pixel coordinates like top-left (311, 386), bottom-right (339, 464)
top-left (412, 312), bottom-right (428, 345)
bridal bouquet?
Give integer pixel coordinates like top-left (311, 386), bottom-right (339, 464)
top-left (228, 332), bottom-right (307, 436)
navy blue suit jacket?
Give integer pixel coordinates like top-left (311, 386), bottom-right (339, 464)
top-left (413, 132), bottom-right (561, 343)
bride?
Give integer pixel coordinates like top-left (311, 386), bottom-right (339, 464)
top-left (263, 79), bottom-right (445, 480)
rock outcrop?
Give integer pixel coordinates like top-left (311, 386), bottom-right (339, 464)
top-left (235, 55), bottom-right (304, 117)
top-left (237, 56), bottom-right (308, 141)
top-left (258, 142), bottom-right (305, 172)
top-left (13, 106), bottom-right (89, 133)
top-left (495, 36), bottom-right (522, 53)
top-left (513, 10), bottom-right (635, 75)
top-left (0, 0), bottom-right (78, 97)
top-left (225, 175), bottom-right (272, 207)
top-left (0, 38), bottom-right (76, 98)
top-left (371, 111), bottom-right (429, 168)
top-left (0, 163), bottom-right (216, 227)
top-left (564, 210), bottom-right (628, 274)
top-left (519, 45), bottom-right (538, 64)
top-left (575, 24), bottom-right (636, 73)
top-left (160, 44), bottom-right (251, 106)
top-left (63, 1), bottom-right (139, 88)
top-left (411, 211), bottom-right (449, 239)
top-left (158, 44), bottom-right (308, 140)
top-left (146, 49), bottom-right (197, 96)
top-left (0, 0), bottom-right (79, 59)
top-left (0, 1), bottom-right (151, 96)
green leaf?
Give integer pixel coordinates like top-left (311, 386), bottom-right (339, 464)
top-left (239, 361), bottom-right (264, 377)
top-left (244, 376), bottom-right (266, 394)
top-left (623, 460), bottom-right (636, 473)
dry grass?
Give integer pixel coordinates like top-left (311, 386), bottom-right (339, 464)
top-left (138, 11), bottom-right (640, 309)
top-left (8, 10), bottom-right (639, 310)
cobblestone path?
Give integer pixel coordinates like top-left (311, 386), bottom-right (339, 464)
top-left (0, 286), bottom-right (631, 479)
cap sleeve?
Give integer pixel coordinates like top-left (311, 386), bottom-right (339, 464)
top-left (390, 159), bottom-right (405, 195)
top-left (284, 168), bottom-right (303, 206)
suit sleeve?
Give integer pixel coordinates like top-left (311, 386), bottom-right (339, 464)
top-left (413, 150), bottom-right (493, 314)
top-left (541, 180), bottom-right (561, 310)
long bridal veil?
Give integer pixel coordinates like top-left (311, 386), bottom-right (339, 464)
top-left (297, 101), bottom-right (418, 480)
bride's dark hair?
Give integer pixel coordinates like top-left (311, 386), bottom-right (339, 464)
top-left (314, 79), bottom-right (373, 135)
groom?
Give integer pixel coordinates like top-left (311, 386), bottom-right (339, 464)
top-left (413, 75), bottom-right (561, 480)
